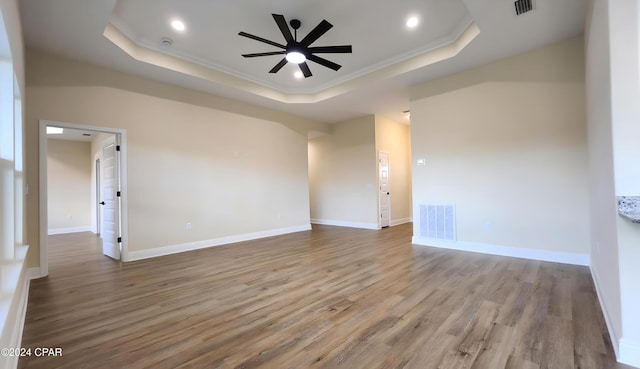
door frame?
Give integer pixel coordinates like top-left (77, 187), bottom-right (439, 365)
top-left (38, 120), bottom-right (129, 277)
top-left (378, 150), bottom-right (391, 228)
top-left (95, 157), bottom-right (101, 235)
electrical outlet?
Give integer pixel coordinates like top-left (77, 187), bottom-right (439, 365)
top-left (186, 223), bottom-right (192, 230)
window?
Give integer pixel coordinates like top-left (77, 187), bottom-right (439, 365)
top-left (0, 6), bottom-right (27, 343)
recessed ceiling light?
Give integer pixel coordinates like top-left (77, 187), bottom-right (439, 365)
top-left (171, 20), bottom-right (185, 31)
top-left (406, 17), bottom-right (419, 28)
top-left (294, 71), bottom-right (304, 79)
top-left (46, 127), bottom-right (64, 135)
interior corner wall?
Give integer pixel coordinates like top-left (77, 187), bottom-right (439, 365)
top-left (585, 0), bottom-right (623, 355)
top-left (409, 36), bottom-right (590, 260)
top-left (47, 139), bottom-right (92, 232)
top-left (374, 116), bottom-right (412, 225)
top-left (586, 0), bottom-right (640, 364)
top-left (607, 0), bottom-right (640, 363)
top-left (308, 115), bottom-right (378, 228)
top-left (25, 51), bottom-right (320, 267)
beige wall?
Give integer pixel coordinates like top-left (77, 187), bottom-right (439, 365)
top-left (609, 0), bottom-right (640, 355)
top-left (25, 50), bottom-right (328, 267)
top-left (308, 116), bottom-right (378, 227)
top-left (586, 0), bottom-right (640, 363)
top-left (410, 37), bottom-right (589, 255)
top-left (47, 139), bottom-right (92, 231)
top-left (25, 49), bottom-right (330, 138)
top-left (585, 0), bottom-right (623, 350)
top-left (374, 116), bottom-right (412, 224)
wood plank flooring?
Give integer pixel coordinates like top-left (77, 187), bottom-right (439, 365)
top-left (19, 224), bottom-right (627, 369)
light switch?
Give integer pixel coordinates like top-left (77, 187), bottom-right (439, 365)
top-left (417, 159), bottom-right (426, 166)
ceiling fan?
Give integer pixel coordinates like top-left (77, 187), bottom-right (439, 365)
top-left (238, 14), bottom-right (353, 78)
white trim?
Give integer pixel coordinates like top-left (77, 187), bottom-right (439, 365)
top-left (26, 267), bottom-right (45, 280)
top-left (1, 265), bottom-right (31, 369)
top-left (378, 150), bottom-right (391, 229)
top-left (411, 237), bottom-right (591, 266)
top-left (38, 121), bottom-right (48, 277)
top-left (390, 217), bottom-right (412, 226)
top-left (92, 152), bottom-right (102, 235)
top-left (311, 218), bottom-right (380, 230)
top-left (589, 265), bottom-right (620, 359)
top-left (39, 120), bottom-right (130, 270)
top-left (619, 338), bottom-right (640, 367)
top-left (127, 224), bottom-right (311, 262)
top-left (48, 226), bottom-right (93, 235)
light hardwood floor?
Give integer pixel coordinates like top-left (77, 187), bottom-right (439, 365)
top-left (20, 224), bottom-right (627, 369)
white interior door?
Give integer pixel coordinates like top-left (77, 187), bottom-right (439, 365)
top-left (379, 151), bottom-right (391, 228)
top-left (96, 158), bottom-right (101, 235)
top-left (101, 135), bottom-right (121, 260)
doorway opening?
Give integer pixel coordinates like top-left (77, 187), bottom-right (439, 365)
top-left (38, 120), bottom-right (129, 277)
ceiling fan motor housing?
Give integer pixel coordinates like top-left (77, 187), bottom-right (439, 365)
top-left (290, 19), bottom-right (301, 30)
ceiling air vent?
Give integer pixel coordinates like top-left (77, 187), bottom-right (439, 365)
top-left (514, 0), bottom-right (533, 16)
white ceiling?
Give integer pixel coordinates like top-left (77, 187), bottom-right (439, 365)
top-left (19, 0), bottom-right (586, 124)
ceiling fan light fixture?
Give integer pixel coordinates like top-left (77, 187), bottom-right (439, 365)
top-left (285, 51), bottom-right (306, 64)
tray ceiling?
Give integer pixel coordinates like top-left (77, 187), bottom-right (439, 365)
top-left (19, 0), bottom-right (586, 123)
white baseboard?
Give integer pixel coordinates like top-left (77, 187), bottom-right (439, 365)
top-left (589, 265), bottom-right (620, 359)
top-left (48, 226), bottom-right (92, 235)
top-left (390, 217), bottom-right (412, 226)
top-left (619, 338), bottom-right (640, 368)
top-left (411, 237), bottom-right (590, 266)
top-left (310, 218), bottom-right (379, 230)
top-left (126, 224), bottom-right (312, 262)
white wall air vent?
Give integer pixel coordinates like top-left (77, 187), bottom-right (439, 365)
top-left (419, 204), bottom-right (456, 241)
top-left (514, 0), bottom-right (533, 16)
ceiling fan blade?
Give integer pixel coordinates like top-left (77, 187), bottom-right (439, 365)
top-left (269, 58), bottom-right (288, 73)
top-left (272, 14), bottom-right (294, 43)
top-left (300, 19), bottom-right (333, 47)
top-left (238, 31), bottom-right (286, 49)
top-left (242, 51), bottom-right (286, 58)
top-left (307, 54), bottom-right (341, 71)
top-left (307, 45), bottom-right (352, 54)
top-left (299, 62), bottom-right (312, 78)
